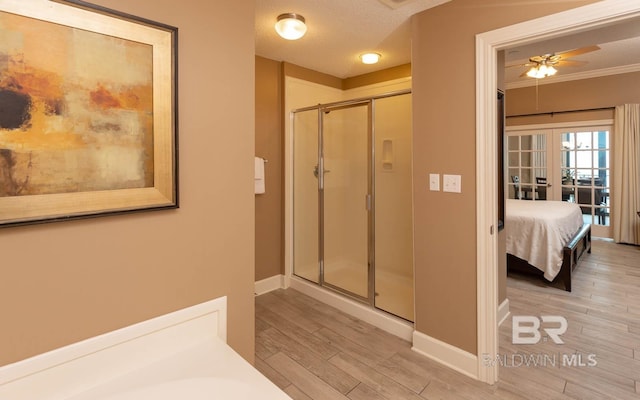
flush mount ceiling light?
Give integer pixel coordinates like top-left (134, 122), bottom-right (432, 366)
top-left (275, 13), bottom-right (307, 40)
top-left (360, 52), bottom-right (381, 64)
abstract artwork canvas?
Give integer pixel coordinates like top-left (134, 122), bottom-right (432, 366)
top-left (0, 0), bottom-right (177, 226)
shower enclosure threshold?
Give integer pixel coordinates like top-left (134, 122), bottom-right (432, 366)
top-left (289, 276), bottom-right (413, 342)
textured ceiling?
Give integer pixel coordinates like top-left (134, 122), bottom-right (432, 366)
top-left (256, 1), bottom-right (640, 85)
top-left (255, 0), bottom-right (450, 78)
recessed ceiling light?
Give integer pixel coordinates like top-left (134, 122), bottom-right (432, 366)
top-left (275, 13), bottom-right (307, 40)
top-left (360, 53), bottom-right (381, 64)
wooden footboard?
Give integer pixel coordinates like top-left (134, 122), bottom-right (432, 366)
top-left (558, 223), bottom-right (591, 292)
top-left (507, 223), bottom-right (591, 292)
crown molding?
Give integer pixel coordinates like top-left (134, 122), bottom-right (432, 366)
top-left (505, 63), bottom-right (640, 89)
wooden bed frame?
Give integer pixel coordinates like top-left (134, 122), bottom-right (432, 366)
top-left (507, 223), bottom-right (591, 292)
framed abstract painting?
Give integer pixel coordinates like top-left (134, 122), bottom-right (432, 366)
top-left (0, 0), bottom-right (178, 227)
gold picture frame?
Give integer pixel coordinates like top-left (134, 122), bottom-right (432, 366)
top-left (0, 0), bottom-right (178, 227)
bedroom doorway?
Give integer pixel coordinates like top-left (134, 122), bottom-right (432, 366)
top-left (476, 1), bottom-right (640, 385)
top-left (506, 123), bottom-right (612, 238)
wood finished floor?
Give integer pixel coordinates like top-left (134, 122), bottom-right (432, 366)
top-left (255, 239), bottom-right (640, 399)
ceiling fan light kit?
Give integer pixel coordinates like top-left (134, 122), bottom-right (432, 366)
top-left (275, 13), bottom-right (307, 40)
top-left (526, 63), bottom-right (557, 79)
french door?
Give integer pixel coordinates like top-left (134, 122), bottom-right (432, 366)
top-left (506, 123), bottom-right (612, 238)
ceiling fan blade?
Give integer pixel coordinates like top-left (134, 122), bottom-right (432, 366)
top-left (556, 59), bottom-right (587, 67)
top-left (555, 45), bottom-right (600, 59)
top-left (506, 62), bottom-right (534, 68)
top-left (529, 56), bottom-right (546, 63)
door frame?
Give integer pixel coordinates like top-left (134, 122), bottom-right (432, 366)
top-left (476, 0), bottom-right (640, 384)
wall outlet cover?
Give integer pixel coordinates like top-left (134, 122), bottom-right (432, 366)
top-left (429, 173), bottom-right (440, 191)
top-left (443, 174), bottom-right (462, 193)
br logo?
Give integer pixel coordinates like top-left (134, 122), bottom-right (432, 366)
top-left (512, 316), bottom-right (568, 344)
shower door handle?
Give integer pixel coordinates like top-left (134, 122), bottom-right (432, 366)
top-left (366, 194), bottom-right (372, 211)
top-left (313, 165), bottom-right (330, 178)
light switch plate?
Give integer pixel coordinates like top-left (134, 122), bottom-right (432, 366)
top-left (443, 174), bottom-right (462, 193)
top-left (429, 173), bottom-right (440, 191)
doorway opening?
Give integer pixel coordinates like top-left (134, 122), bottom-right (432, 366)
top-left (476, 1), bottom-right (640, 385)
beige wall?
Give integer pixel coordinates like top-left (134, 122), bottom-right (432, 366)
top-left (0, 0), bottom-right (256, 366)
top-left (507, 71), bottom-right (640, 126)
top-left (255, 56), bottom-right (284, 281)
top-left (283, 62), bottom-right (343, 90)
top-left (343, 64), bottom-right (411, 90)
top-left (411, 0), bottom-right (598, 355)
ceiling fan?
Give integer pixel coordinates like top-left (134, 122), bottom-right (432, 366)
top-left (508, 45), bottom-right (601, 79)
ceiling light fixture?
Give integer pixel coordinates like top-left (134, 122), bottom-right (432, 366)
top-left (275, 13), bottom-right (307, 40)
top-left (526, 63), bottom-right (557, 79)
top-left (360, 52), bottom-right (381, 64)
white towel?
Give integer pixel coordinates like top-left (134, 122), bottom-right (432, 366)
top-left (254, 157), bottom-right (265, 194)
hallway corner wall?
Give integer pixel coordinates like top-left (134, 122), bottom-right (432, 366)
top-left (255, 56), bottom-right (284, 281)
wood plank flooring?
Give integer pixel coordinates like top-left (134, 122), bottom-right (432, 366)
top-left (255, 239), bottom-right (640, 399)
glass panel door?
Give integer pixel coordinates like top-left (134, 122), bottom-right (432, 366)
top-left (556, 127), bottom-right (611, 238)
top-left (322, 103), bottom-right (370, 299)
top-left (507, 131), bottom-right (549, 201)
top-left (506, 124), bottom-right (613, 238)
top-left (292, 109), bottom-right (319, 283)
top-left (373, 94), bottom-right (414, 321)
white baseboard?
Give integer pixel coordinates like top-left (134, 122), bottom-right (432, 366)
top-left (289, 277), bottom-right (414, 341)
top-left (412, 330), bottom-right (478, 380)
top-left (498, 298), bottom-right (510, 327)
top-left (254, 275), bottom-right (285, 296)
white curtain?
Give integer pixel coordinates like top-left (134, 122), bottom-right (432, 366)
top-left (612, 104), bottom-right (640, 245)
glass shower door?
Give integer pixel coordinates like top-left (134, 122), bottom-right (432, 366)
top-left (373, 94), bottom-right (414, 321)
top-left (292, 93), bottom-right (414, 315)
top-left (322, 103), bottom-right (371, 299)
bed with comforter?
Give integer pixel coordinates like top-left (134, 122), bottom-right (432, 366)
top-left (506, 199), bottom-right (591, 291)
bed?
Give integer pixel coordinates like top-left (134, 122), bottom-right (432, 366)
top-left (506, 199), bottom-right (591, 291)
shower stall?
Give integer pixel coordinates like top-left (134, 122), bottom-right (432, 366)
top-left (291, 90), bottom-right (414, 321)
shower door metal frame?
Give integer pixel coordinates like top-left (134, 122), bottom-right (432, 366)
top-left (319, 100), bottom-right (373, 305)
top-left (291, 89), bottom-right (411, 307)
